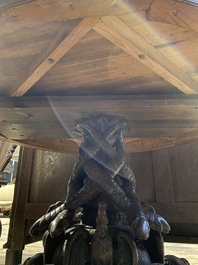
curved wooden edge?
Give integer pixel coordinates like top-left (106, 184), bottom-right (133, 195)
top-left (7, 137), bottom-right (198, 154)
top-left (0, 0), bottom-right (152, 31)
top-left (147, 0), bottom-right (198, 34)
top-left (1, 0), bottom-right (197, 34)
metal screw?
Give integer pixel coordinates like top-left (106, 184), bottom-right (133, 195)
top-left (172, 10), bottom-right (177, 16)
top-left (47, 58), bottom-right (55, 64)
top-left (138, 54), bottom-right (145, 59)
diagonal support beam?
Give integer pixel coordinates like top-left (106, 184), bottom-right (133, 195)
top-left (0, 141), bottom-right (17, 172)
top-left (10, 16), bottom-right (100, 96)
top-left (93, 16), bottom-right (198, 94)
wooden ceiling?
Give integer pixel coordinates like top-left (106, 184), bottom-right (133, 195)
top-left (0, 0), bottom-right (198, 154)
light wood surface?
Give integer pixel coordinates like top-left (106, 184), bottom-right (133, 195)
top-left (1, 0), bottom-right (198, 159)
top-left (0, 2), bottom-right (198, 263)
top-left (94, 16), bottom-right (198, 94)
top-left (1, 0), bottom-right (198, 99)
top-left (148, 0), bottom-right (198, 33)
top-left (1, 95), bottom-right (198, 147)
top-left (10, 17), bottom-right (100, 97)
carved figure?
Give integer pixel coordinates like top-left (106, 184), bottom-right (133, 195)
top-left (26, 113), bottom-right (188, 265)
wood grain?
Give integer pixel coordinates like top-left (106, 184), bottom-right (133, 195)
top-left (1, 95), bottom-right (198, 140)
top-left (94, 17), bottom-right (198, 94)
top-left (10, 17), bottom-right (100, 96)
top-left (10, 136), bottom-right (198, 154)
top-left (0, 0), bottom-right (152, 31)
top-left (147, 0), bottom-right (198, 34)
top-left (1, 1), bottom-right (198, 98)
top-left (152, 149), bottom-right (174, 203)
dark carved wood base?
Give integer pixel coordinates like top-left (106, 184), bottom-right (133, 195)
top-left (23, 225), bottom-right (188, 265)
top-left (26, 113), bottom-right (190, 265)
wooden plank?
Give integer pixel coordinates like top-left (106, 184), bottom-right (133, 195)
top-left (119, 13), bottom-right (198, 50)
top-left (5, 250), bottom-right (22, 265)
top-left (9, 17), bottom-right (100, 96)
top-left (93, 17), bottom-right (198, 94)
top-left (0, 0), bottom-right (152, 31)
top-left (5, 147), bottom-right (34, 265)
top-left (168, 141), bottom-right (198, 203)
top-left (25, 203), bottom-right (51, 220)
top-left (12, 136), bottom-right (198, 154)
top-left (3, 127), bottom-right (198, 140)
top-left (13, 139), bottom-right (80, 154)
top-left (128, 152), bottom-right (156, 203)
top-left (9, 148), bottom-right (34, 250)
top-left (2, 94), bottom-right (198, 109)
top-left (28, 150), bottom-right (73, 203)
top-left (124, 136), bottom-right (198, 153)
top-left (152, 149), bottom-right (174, 203)
top-left (147, 0), bottom-right (198, 34)
top-left (27, 21), bottom-right (82, 78)
top-left (151, 203), bottom-right (198, 224)
top-left (1, 95), bottom-right (198, 140)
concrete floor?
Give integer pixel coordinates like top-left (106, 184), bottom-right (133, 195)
top-left (0, 217), bottom-right (197, 265)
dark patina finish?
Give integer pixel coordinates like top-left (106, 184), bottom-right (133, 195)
top-left (25, 113), bottom-right (188, 265)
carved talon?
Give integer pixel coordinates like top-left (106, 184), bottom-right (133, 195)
top-left (131, 215), bottom-right (150, 240)
top-left (29, 202), bottom-right (67, 237)
top-left (49, 209), bottom-right (70, 238)
top-left (29, 217), bottom-right (49, 236)
top-left (46, 201), bottom-right (63, 213)
top-left (145, 211), bottom-right (170, 234)
top-left (149, 214), bottom-right (170, 234)
top-left (141, 202), bottom-right (170, 234)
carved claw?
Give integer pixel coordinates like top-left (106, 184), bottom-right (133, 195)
top-left (46, 201), bottom-right (63, 213)
top-left (49, 209), bottom-right (71, 238)
top-left (29, 216), bottom-right (51, 237)
top-left (131, 214), bottom-right (150, 240)
top-left (141, 202), bottom-right (170, 234)
top-left (148, 213), bottom-right (170, 234)
top-left (29, 203), bottom-right (67, 237)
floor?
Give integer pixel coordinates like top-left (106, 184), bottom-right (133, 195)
top-left (0, 217), bottom-right (197, 265)
top-left (0, 217), bottom-right (43, 265)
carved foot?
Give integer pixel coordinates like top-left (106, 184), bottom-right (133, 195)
top-left (165, 255), bottom-right (190, 265)
top-left (29, 202), bottom-right (67, 237)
